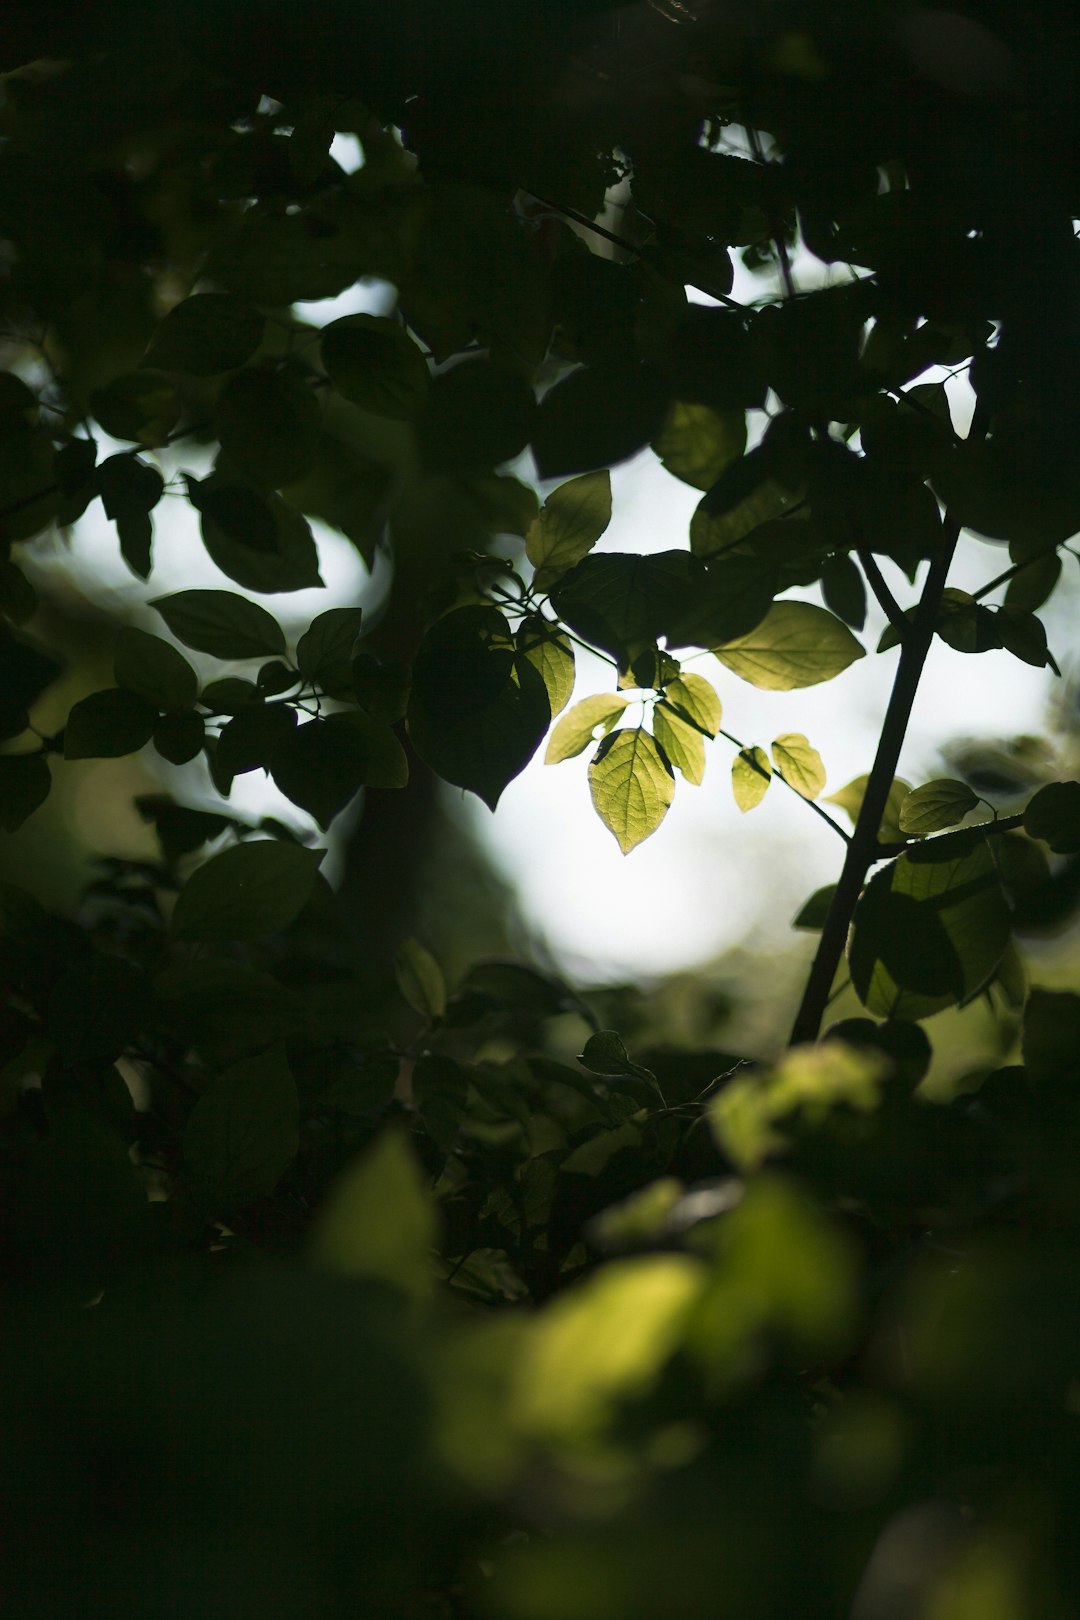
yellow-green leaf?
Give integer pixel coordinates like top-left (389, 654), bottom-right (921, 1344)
top-left (654, 703), bottom-right (707, 785)
top-left (771, 732), bottom-right (826, 799)
top-left (310, 1129), bottom-right (437, 1302)
top-left (689, 479), bottom-right (797, 560)
top-left (732, 745), bottom-right (772, 811)
top-left (653, 402), bottom-right (747, 491)
top-left (516, 617), bottom-right (575, 717)
top-left (714, 601), bottom-right (865, 691)
top-left (898, 778), bottom-right (979, 836)
top-left (664, 673), bottom-right (721, 737)
top-left (545, 693), bottom-right (630, 764)
top-left (526, 470), bottom-right (611, 587)
top-left (394, 937), bottom-right (446, 1021)
top-left (826, 775), bottom-right (911, 843)
top-left (588, 726), bottom-right (675, 853)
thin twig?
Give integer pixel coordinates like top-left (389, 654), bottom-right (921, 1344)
top-left (972, 543), bottom-right (1064, 603)
top-left (747, 126), bottom-right (797, 301)
top-left (875, 811), bottom-right (1024, 861)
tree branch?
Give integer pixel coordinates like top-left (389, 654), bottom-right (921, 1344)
top-left (789, 401), bottom-right (992, 1046)
top-left (856, 549), bottom-right (908, 637)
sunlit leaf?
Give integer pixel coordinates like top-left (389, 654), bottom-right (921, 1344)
top-left (732, 745), bottom-right (771, 811)
top-left (526, 469), bottom-right (612, 588)
top-left (545, 693), bottom-right (631, 764)
top-left (898, 779), bottom-right (980, 836)
top-left (714, 601), bottom-right (865, 690)
top-left (652, 401), bottom-right (746, 491)
top-left (516, 616), bottom-right (575, 717)
top-left (654, 702), bottom-right (707, 785)
top-left (662, 673), bottom-right (721, 737)
top-left (771, 733), bottom-right (825, 798)
top-left (588, 726), bottom-right (675, 853)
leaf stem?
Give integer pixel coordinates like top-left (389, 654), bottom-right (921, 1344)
top-left (972, 542), bottom-right (1064, 603)
top-left (789, 401), bottom-right (991, 1046)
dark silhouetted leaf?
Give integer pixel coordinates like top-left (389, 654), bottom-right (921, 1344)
top-left (152, 591), bottom-right (285, 659)
top-left (321, 314), bottom-right (429, 417)
top-left (183, 1043), bottom-right (299, 1210)
top-left (63, 689), bottom-right (158, 759)
top-left (532, 362), bottom-right (669, 479)
top-left (171, 840), bottom-right (324, 941)
top-left (143, 293), bottom-right (264, 376)
top-left (114, 626), bottom-right (198, 712)
top-left (91, 371), bottom-right (178, 446)
top-left (215, 367), bottom-right (321, 489)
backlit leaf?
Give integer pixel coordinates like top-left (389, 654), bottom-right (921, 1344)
top-left (91, 371), bottom-right (179, 447)
top-left (663, 674), bottom-right (721, 737)
top-left (898, 779), bottom-right (979, 836)
top-left (654, 703), bottom-right (707, 785)
top-left (183, 1043), bottom-right (298, 1211)
top-left (97, 454), bottom-right (164, 580)
top-left (849, 835), bottom-right (1010, 1018)
top-left (732, 745), bottom-right (771, 811)
top-left (652, 402), bottom-right (746, 491)
top-left (793, 884), bottom-right (836, 930)
top-left (321, 313), bottom-right (429, 418)
top-left (152, 591), bottom-right (285, 660)
top-left (526, 470), bottom-right (612, 588)
top-left (826, 775), bottom-right (911, 844)
top-left (171, 840), bottom-right (324, 941)
top-left (551, 550), bottom-right (701, 666)
top-left (714, 601), bottom-right (865, 690)
top-left (516, 616), bottom-right (575, 717)
top-left (771, 733), bottom-right (825, 799)
top-left (545, 693), bottom-right (630, 764)
top-left (296, 607), bottom-right (363, 694)
top-left (588, 726), bottom-right (675, 853)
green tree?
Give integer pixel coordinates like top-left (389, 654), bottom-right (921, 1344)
top-left (4, 4), bottom-right (1080, 1616)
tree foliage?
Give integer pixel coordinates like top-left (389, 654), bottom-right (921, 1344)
top-left (4, 2), bottom-right (1080, 1614)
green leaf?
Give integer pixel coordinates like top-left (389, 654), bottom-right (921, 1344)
top-left (1023, 781), bottom-right (1080, 854)
top-left (90, 371), bottom-right (179, 446)
top-left (515, 617), bottom-right (575, 718)
top-left (0, 753), bottom-right (50, 832)
top-left (296, 607), bottom-right (363, 694)
top-left (143, 293), bottom-right (264, 376)
top-left (183, 1043), bottom-right (299, 1211)
top-left (114, 626), bottom-right (198, 712)
top-left (1004, 551), bottom-right (1061, 614)
top-left (198, 677), bottom-right (262, 715)
top-left (551, 550), bottom-right (702, 666)
top-left (320, 314), bottom-right (429, 418)
top-left (545, 693), bottom-right (631, 764)
top-left (186, 474), bottom-right (276, 551)
top-left (689, 478), bottom-right (798, 561)
top-left (269, 715), bottom-right (369, 828)
top-left (654, 703), bottom-right (706, 785)
top-left (793, 884), bottom-right (836, 930)
top-left (154, 958), bottom-right (307, 1067)
top-left (310, 1129), bottom-right (437, 1302)
top-left (588, 726), bottom-right (675, 854)
top-left (526, 470), bottom-right (612, 589)
top-left (416, 359), bottom-right (536, 473)
top-left (826, 775), bottom-right (911, 844)
top-left (732, 746), bottom-right (771, 811)
top-left (663, 674), bottom-right (721, 738)
top-left (898, 779), bottom-right (980, 836)
top-left (153, 710), bottom-right (205, 765)
top-left (820, 553), bottom-right (867, 631)
top-left (152, 591), bottom-right (286, 660)
top-left (849, 835), bottom-right (1010, 1019)
top-left (199, 484), bottom-right (323, 594)
top-left (63, 688), bottom-right (158, 759)
top-left (215, 367), bottom-right (321, 489)
top-left (407, 607), bottom-right (550, 808)
top-left (170, 840), bottom-right (324, 941)
top-left (394, 938), bottom-right (446, 1021)
top-left (532, 362), bottom-right (670, 479)
top-left (714, 601), bottom-right (865, 690)
top-left (652, 402), bottom-right (746, 491)
top-left (771, 733), bottom-right (825, 799)
top-left (995, 605), bottom-right (1052, 670)
top-left (97, 454), bottom-right (165, 580)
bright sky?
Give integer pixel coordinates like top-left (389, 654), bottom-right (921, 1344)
top-left (30, 132), bottom-right (1078, 982)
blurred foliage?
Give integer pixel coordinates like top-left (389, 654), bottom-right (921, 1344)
top-left (4, 2), bottom-right (1080, 1616)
